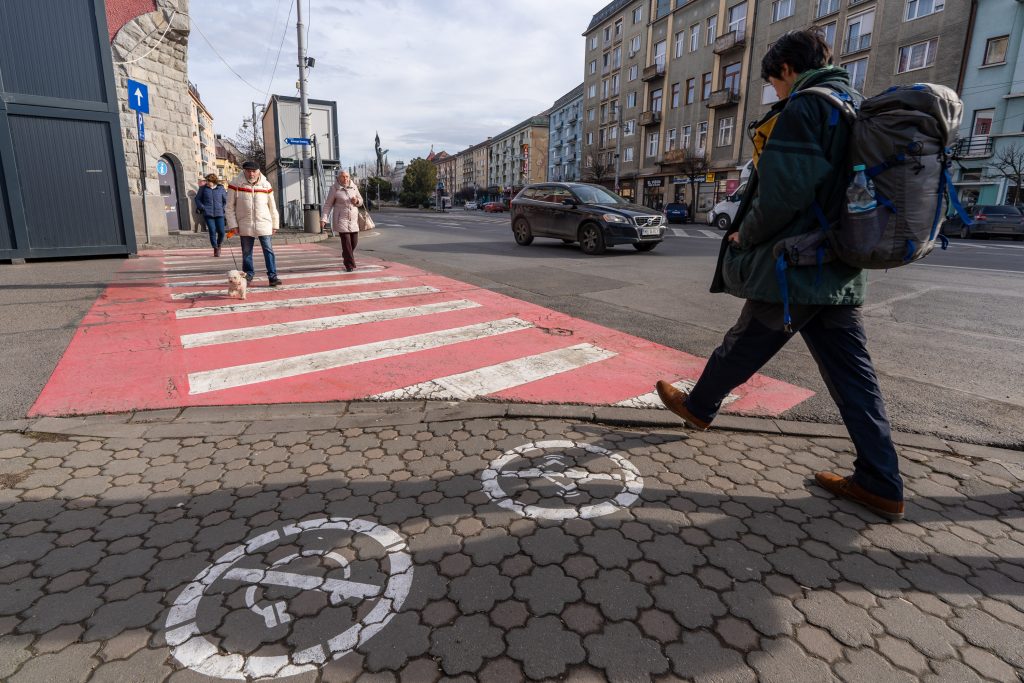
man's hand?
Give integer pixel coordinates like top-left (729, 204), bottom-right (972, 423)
top-left (320, 219), bottom-right (328, 227)
top-left (727, 232), bottom-right (740, 244)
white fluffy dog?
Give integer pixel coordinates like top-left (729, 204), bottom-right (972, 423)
top-left (227, 269), bottom-right (248, 300)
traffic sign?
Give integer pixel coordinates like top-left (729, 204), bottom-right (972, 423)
top-left (285, 137), bottom-right (311, 145)
top-left (127, 79), bottom-right (149, 114)
top-left (156, 159), bottom-right (169, 176)
top-left (136, 112), bottom-right (145, 142)
top-left (705, 172), bottom-right (716, 183)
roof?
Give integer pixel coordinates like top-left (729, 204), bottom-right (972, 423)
top-left (489, 114), bottom-right (551, 145)
top-left (551, 84), bottom-right (584, 111)
top-left (585, 0), bottom-right (634, 34)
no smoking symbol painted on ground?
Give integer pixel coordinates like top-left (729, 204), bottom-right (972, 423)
top-left (164, 517), bottom-right (412, 680)
top-left (481, 440), bottom-right (644, 520)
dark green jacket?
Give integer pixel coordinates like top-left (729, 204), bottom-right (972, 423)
top-left (711, 67), bottom-right (866, 305)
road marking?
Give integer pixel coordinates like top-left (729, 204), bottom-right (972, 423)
top-left (176, 286), bottom-right (439, 319)
top-left (480, 440), bottom-right (643, 520)
top-left (373, 343), bottom-right (616, 400)
top-left (863, 285), bottom-right (942, 312)
top-left (914, 263), bottom-right (1024, 276)
top-left (187, 317), bottom-right (532, 394)
top-left (616, 379), bottom-right (739, 409)
top-left (180, 299), bottom-right (480, 348)
top-left (163, 258), bottom-right (343, 272)
top-left (170, 276), bottom-right (405, 300)
top-left (699, 229), bottom-right (722, 238)
top-left (166, 267), bottom-right (385, 288)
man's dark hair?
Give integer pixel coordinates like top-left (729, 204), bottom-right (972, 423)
top-left (760, 29), bottom-right (832, 81)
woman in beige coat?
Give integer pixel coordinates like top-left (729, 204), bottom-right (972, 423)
top-left (321, 170), bottom-right (364, 271)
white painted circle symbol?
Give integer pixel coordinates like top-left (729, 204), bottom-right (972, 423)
top-left (480, 440), bottom-right (644, 520)
top-left (164, 517), bottom-right (413, 680)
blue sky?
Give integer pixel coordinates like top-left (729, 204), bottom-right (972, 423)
top-left (188, 0), bottom-right (599, 167)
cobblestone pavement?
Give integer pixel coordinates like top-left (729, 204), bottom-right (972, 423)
top-left (1, 402), bottom-right (1023, 682)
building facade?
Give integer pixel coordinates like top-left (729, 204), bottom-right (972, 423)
top-left (487, 116), bottom-right (550, 197)
top-left (214, 135), bottom-right (242, 183)
top-left (188, 82), bottom-right (216, 179)
top-left (548, 84), bottom-right (584, 182)
top-left (951, 0), bottom-right (1024, 207)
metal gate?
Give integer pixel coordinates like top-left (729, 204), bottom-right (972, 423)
top-left (0, 0), bottom-right (135, 260)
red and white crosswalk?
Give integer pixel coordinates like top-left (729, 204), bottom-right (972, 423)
top-left (31, 244), bottom-right (814, 416)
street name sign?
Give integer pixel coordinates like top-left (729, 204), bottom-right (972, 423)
top-left (127, 79), bottom-right (149, 114)
top-left (285, 137), bottom-right (311, 145)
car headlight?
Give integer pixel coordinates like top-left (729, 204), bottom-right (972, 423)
top-left (602, 213), bottom-right (628, 223)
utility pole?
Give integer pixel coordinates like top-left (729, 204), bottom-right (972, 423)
top-left (296, 0), bottom-right (318, 233)
top-left (250, 101), bottom-right (264, 151)
top-left (613, 103), bottom-right (623, 194)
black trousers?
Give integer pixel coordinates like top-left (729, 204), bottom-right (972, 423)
top-left (339, 232), bottom-right (358, 270)
top-left (687, 301), bottom-right (903, 501)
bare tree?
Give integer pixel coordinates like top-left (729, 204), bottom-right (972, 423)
top-left (229, 117), bottom-right (265, 170)
top-left (677, 153), bottom-right (711, 214)
top-left (586, 160), bottom-right (613, 184)
top-left (992, 142), bottom-right (1024, 205)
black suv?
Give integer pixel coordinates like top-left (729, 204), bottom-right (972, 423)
top-left (510, 182), bottom-right (666, 254)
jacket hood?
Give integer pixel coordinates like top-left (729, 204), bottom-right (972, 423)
top-left (793, 66), bottom-right (851, 93)
top-left (229, 171), bottom-right (272, 190)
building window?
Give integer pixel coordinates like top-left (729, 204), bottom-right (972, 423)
top-left (728, 2), bottom-right (747, 36)
top-left (602, 80), bottom-right (609, 98)
top-left (651, 87), bottom-right (663, 112)
top-left (844, 10), bottom-right (874, 54)
top-left (762, 83), bottom-right (780, 104)
top-left (614, 47), bottom-right (622, 68)
top-left (971, 109), bottom-right (994, 137)
top-left (701, 72), bottom-right (713, 100)
top-left (629, 64), bottom-right (639, 81)
top-left (842, 57), bottom-right (868, 90)
top-left (897, 38), bottom-right (938, 73)
top-left (603, 52), bottom-right (610, 70)
top-left (633, 6), bottom-right (642, 23)
top-left (653, 39), bottom-right (666, 68)
top-left (647, 132), bottom-right (660, 157)
top-left (665, 128), bottom-right (677, 151)
top-left (717, 117), bottom-right (734, 147)
top-left (821, 22), bottom-right (837, 50)
top-left (589, 84), bottom-right (597, 98)
top-left (624, 119), bottom-right (636, 135)
top-left (906, 0), bottom-right (943, 21)
top-left (587, 132), bottom-right (594, 145)
top-left (604, 26), bottom-right (611, 43)
top-left (984, 36), bottom-right (1009, 66)
top-left (690, 24), bottom-right (700, 52)
top-left (816, 0), bottom-right (839, 17)
top-left (771, 0), bottom-right (794, 22)
top-left (655, 0), bottom-right (671, 20)
top-left (706, 16), bottom-right (717, 44)
top-left (588, 108), bottom-right (596, 121)
top-left (599, 129), bottom-right (606, 146)
top-left (674, 31), bottom-right (685, 58)
top-left (589, 60), bottom-right (597, 75)
top-left (613, 75), bottom-right (621, 96)
top-left (624, 146), bottom-right (635, 162)
top-left (722, 62), bottom-right (741, 94)
top-left (590, 35), bottom-right (598, 50)
top-left (627, 91), bottom-right (637, 107)
top-left (697, 121), bottom-right (708, 151)
top-left (670, 83), bottom-right (680, 108)
top-left (630, 35), bottom-right (641, 54)
top-left (682, 125), bottom-right (691, 149)
top-left (615, 19), bottom-right (623, 38)
top-left (686, 78), bottom-right (696, 105)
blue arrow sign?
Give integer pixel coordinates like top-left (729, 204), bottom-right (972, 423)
top-left (127, 79), bottom-right (149, 114)
top-left (285, 137), bottom-right (311, 145)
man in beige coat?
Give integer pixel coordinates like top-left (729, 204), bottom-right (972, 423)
top-left (227, 161), bottom-right (282, 286)
top-left (320, 170), bottom-right (364, 271)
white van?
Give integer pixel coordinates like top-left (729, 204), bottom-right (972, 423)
top-left (707, 160), bottom-right (753, 230)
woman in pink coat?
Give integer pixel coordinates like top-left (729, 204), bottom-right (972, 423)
top-left (320, 170), bottom-right (364, 271)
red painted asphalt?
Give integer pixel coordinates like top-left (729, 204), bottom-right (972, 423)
top-left (30, 244), bottom-right (814, 416)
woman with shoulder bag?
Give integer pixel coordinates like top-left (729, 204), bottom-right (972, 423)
top-left (196, 174), bottom-right (228, 256)
top-left (321, 170), bottom-right (364, 271)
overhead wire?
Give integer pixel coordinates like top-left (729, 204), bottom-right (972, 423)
top-left (263, 0), bottom-right (296, 105)
top-left (112, 9), bottom-right (179, 65)
top-left (189, 14), bottom-right (264, 93)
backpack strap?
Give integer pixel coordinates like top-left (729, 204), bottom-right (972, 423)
top-left (791, 85), bottom-right (858, 127)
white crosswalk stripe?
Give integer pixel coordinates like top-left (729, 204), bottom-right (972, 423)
top-left (668, 228), bottom-right (724, 239)
top-left (187, 317), bottom-right (533, 394)
top-left (165, 266), bottom-right (384, 287)
top-left (180, 299), bottom-right (481, 348)
top-left (616, 379), bottom-right (739, 409)
top-left (372, 343), bottom-right (615, 401)
top-left (175, 286), bottom-right (439, 319)
top-left (170, 276), bottom-right (404, 300)
top-left (163, 258), bottom-right (342, 272)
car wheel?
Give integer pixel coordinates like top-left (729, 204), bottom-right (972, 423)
top-left (578, 223), bottom-right (606, 255)
top-left (633, 242), bottom-right (658, 252)
top-left (715, 214), bottom-right (731, 230)
top-left (960, 226), bottom-right (969, 239)
top-left (513, 218), bottom-right (534, 246)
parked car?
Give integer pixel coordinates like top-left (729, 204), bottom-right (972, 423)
top-left (664, 202), bottom-right (689, 224)
top-left (707, 182), bottom-right (747, 230)
top-left (941, 204), bottom-right (1024, 240)
top-left (464, 201), bottom-right (478, 210)
top-left (483, 201), bottom-right (506, 213)
top-left (510, 182), bottom-right (666, 255)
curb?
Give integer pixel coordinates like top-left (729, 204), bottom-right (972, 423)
top-left (8, 400), bottom-right (1023, 469)
top-left (139, 229), bottom-right (333, 250)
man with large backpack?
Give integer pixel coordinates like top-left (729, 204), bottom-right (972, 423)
top-left (656, 29), bottom-right (905, 520)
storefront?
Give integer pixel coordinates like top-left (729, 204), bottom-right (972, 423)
top-left (671, 176), bottom-right (716, 216)
top-left (618, 179), bottom-right (636, 201)
top-left (642, 177), bottom-right (666, 209)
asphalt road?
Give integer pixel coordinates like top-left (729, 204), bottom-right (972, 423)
top-left (362, 207), bottom-right (1024, 449)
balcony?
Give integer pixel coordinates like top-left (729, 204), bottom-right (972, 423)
top-left (841, 32), bottom-right (871, 56)
top-left (660, 149), bottom-right (687, 164)
top-left (952, 136), bottom-right (994, 159)
top-left (713, 29), bottom-right (746, 55)
top-left (707, 89), bottom-right (741, 109)
top-left (639, 111), bottom-right (661, 127)
top-left (642, 59), bottom-right (666, 82)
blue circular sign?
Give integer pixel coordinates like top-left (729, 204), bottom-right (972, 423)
top-left (156, 160), bottom-right (169, 175)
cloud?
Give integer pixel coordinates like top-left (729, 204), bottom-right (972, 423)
top-left (187, 0), bottom-right (594, 165)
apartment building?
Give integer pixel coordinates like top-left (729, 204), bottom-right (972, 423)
top-left (486, 115), bottom-right (550, 196)
top-left (950, 0), bottom-right (1024, 206)
top-left (455, 140), bottom-right (491, 197)
top-left (548, 84), bottom-right (585, 182)
top-left (428, 149), bottom-right (456, 197)
top-left (188, 82), bottom-right (216, 179)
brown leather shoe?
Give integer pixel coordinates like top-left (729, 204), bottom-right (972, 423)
top-left (214, 247), bottom-right (221, 257)
top-left (815, 472), bottom-right (904, 521)
top-left (655, 380), bottom-right (710, 430)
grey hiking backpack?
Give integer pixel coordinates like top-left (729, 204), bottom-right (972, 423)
top-left (776, 82), bottom-right (970, 271)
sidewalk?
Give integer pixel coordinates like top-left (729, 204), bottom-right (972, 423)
top-left (1, 400), bottom-right (1022, 682)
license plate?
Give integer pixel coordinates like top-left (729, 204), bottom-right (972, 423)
top-left (642, 227), bottom-right (660, 236)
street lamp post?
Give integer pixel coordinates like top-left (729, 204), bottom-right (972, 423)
top-left (613, 103), bottom-right (623, 194)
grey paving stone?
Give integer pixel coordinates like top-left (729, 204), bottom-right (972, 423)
top-left (874, 634), bottom-right (930, 675)
top-left (722, 581), bottom-right (803, 637)
top-left (748, 638), bottom-right (836, 683)
top-left (899, 562), bottom-right (980, 608)
top-left (359, 611), bottom-right (431, 672)
top-left (87, 645), bottom-right (173, 682)
top-left (959, 644), bottom-right (1021, 682)
top-left (84, 592), bottom-right (164, 640)
top-left (835, 648), bottom-right (918, 683)
top-left (640, 533), bottom-right (706, 575)
top-left (766, 546), bottom-right (839, 588)
top-left (793, 624), bottom-right (843, 663)
top-left (794, 591), bottom-right (883, 647)
top-left (949, 608), bottom-right (1024, 668)
top-left (35, 541), bottom-right (105, 577)
top-left (90, 548), bottom-right (158, 584)
top-left (833, 553), bottom-right (911, 598)
top-left (652, 574), bottom-right (727, 629)
top-left (666, 630), bottom-right (756, 683)
top-left (449, 565), bottom-right (512, 614)
top-left (923, 659), bottom-right (987, 683)
top-left (8, 641), bottom-right (99, 683)
top-left (0, 533), bottom-right (57, 568)
top-left (0, 634), bottom-right (33, 680)
top-left (871, 597), bottom-right (965, 659)
top-left (704, 539), bottom-right (772, 581)
top-left (579, 529), bottom-right (642, 569)
top-left (429, 614), bottom-right (504, 675)
top-left (583, 621), bottom-right (669, 683)
top-left (581, 569), bottom-right (652, 621)
top-left (0, 577), bottom-right (44, 616)
top-left (17, 584), bottom-right (105, 634)
top-left (507, 615), bottom-right (586, 680)
top-left (513, 565), bottom-right (581, 616)
top-left (519, 526), bottom-right (579, 565)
